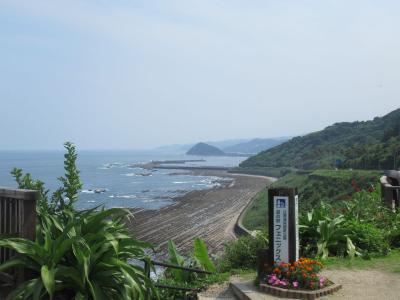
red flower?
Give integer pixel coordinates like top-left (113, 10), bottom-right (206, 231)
top-left (351, 180), bottom-right (361, 192)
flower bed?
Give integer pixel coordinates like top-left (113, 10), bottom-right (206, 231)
top-left (260, 258), bottom-right (341, 299)
top-left (266, 258), bottom-right (328, 290)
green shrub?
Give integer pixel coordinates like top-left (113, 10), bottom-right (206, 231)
top-left (299, 203), bottom-right (329, 257)
top-left (344, 220), bottom-right (389, 255)
top-left (386, 213), bottom-right (400, 248)
top-left (388, 229), bottom-right (400, 248)
top-left (300, 202), bottom-right (362, 259)
top-left (218, 232), bottom-right (267, 271)
top-left (156, 272), bottom-right (229, 300)
top-left (300, 188), bottom-right (397, 259)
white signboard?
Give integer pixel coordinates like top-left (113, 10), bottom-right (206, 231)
top-left (273, 196), bottom-right (289, 263)
top-left (295, 195), bottom-right (299, 261)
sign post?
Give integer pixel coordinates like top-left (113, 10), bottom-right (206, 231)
top-left (268, 187), bottom-right (299, 265)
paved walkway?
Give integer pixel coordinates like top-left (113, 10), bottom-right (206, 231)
top-left (200, 269), bottom-right (400, 300)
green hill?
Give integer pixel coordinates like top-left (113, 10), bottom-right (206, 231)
top-left (240, 108), bottom-right (400, 170)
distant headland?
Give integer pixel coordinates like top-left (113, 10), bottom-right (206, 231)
top-left (186, 142), bottom-right (226, 156)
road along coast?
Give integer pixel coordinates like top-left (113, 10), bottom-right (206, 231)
top-left (126, 169), bottom-right (274, 259)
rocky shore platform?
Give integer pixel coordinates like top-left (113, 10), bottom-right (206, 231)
top-left (126, 170), bottom-right (273, 258)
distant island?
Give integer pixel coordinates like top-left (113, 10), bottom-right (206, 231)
top-left (153, 137), bottom-right (289, 156)
top-left (185, 137), bottom-right (290, 157)
top-left (186, 142), bottom-right (226, 156)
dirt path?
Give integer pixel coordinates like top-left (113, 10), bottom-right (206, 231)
top-left (126, 170), bottom-right (272, 258)
top-left (322, 268), bottom-right (400, 300)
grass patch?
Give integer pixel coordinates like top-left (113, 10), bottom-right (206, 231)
top-left (311, 169), bottom-right (381, 181)
top-left (229, 167), bottom-right (294, 178)
top-left (241, 189), bottom-right (268, 231)
top-left (323, 250), bottom-right (400, 274)
top-left (270, 170), bottom-right (309, 188)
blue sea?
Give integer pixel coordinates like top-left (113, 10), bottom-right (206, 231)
top-left (0, 151), bottom-right (246, 210)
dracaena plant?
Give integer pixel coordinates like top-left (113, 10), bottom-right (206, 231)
top-left (157, 239), bottom-right (216, 300)
top-left (299, 202), bottom-right (358, 259)
top-left (0, 142), bottom-right (157, 300)
top-left (164, 238), bottom-right (216, 284)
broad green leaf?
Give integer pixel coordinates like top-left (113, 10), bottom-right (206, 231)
top-left (193, 238), bottom-right (216, 273)
top-left (41, 265), bottom-right (55, 299)
top-left (0, 257), bottom-right (26, 272)
top-left (56, 265), bottom-right (85, 289)
top-left (167, 240), bottom-right (185, 266)
top-left (8, 278), bottom-right (43, 300)
top-left (166, 239), bottom-right (186, 282)
top-left (75, 292), bottom-right (86, 300)
top-left (346, 236), bottom-right (361, 258)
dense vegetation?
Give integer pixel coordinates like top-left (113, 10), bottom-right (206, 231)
top-left (242, 169), bottom-right (400, 260)
top-left (239, 184), bottom-right (400, 267)
top-left (242, 169), bottom-right (380, 230)
top-left (299, 187), bottom-right (398, 258)
top-left (0, 143), bottom-right (157, 299)
top-left (240, 108), bottom-right (400, 170)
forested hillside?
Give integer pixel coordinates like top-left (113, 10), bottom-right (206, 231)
top-left (240, 108), bottom-right (400, 170)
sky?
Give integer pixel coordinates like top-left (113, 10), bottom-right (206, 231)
top-left (1, 0), bottom-right (399, 151)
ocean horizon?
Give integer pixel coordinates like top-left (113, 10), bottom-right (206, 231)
top-left (0, 151), bottom-right (247, 210)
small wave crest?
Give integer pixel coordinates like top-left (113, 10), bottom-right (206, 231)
top-left (81, 190), bottom-right (95, 194)
top-left (109, 195), bottom-right (137, 199)
top-left (123, 173), bottom-right (152, 177)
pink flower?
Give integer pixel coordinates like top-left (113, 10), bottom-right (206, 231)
top-left (268, 274), bottom-right (278, 285)
top-left (319, 276), bottom-right (326, 287)
top-left (293, 281), bottom-right (299, 288)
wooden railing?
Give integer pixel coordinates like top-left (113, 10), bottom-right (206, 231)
top-left (144, 259), bottom-right (213, 294)
top-left (380, 171), bottom-right (400, 211)
top-left (0, 188), bottom-right (38, 264)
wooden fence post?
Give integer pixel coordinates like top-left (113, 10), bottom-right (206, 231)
top-left (0, 187), bottom-right (38, 287)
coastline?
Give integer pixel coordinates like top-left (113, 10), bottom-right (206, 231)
top-left (126, 169), bottom-right (274, 259)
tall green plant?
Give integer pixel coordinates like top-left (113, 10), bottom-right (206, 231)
top-left (193, 238), bottom-right (216, 273)
top-left (300, 203), bottom-right (358, 259)
top-left (166, 240), bottom-right (189, 283)
top-left (0, 142), bottom-right (157, 299)
top-left (56, 141), bottom-right (83, 209)
top-left (164, 238), bottom-right (216, 284)
top-left (159, 239), bottom-right (217, 300)
top-left (316, 215), bottom-right (354, 259)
